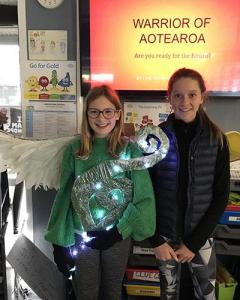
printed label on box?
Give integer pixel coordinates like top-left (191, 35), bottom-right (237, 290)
top-left (229, 216), bottom-right (240, 222)
top-left (133, 246), bottom-right (154, 255)
top-left (124, 284), bottom-right (160, 297)
top-left (132, 271), bottom-right (159, 282)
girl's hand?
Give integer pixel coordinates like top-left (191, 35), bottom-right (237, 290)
top-left (153, 242), bottom-right (178, 262)
top-left (175, 243), bottom-right (195, 263)
top-left (86, 226), bottom-right (122, 250)
top-left (52, 244), bottom-right (75, 276)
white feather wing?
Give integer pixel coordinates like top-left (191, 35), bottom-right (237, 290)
top-left (0, 131), bottom-right (76, 190)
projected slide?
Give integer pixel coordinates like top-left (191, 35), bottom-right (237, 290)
top-left (89, 0), bottom-right (240, 93)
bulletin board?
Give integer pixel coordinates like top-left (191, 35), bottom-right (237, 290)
top-left (19, 0), bottom-right (78, 138)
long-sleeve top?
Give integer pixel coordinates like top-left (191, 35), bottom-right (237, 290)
top-left (44, 137), bottom-right (156, 246)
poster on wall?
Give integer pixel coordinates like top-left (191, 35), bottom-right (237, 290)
top-left (21, 60), bottom-right (77, 138)
top-left (23, 61), bottom-right (76, 101)
top-left (0, 106), bottom-right (22, 135)
top-left (28, 30), bottom-right (67, 61)
top-left (124, 102), bottom-right (171, 132)
top-left (24, 101), bottom-right (76, 139)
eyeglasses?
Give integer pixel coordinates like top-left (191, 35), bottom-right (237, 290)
top-left (87, 108), bottom-right (120, 119)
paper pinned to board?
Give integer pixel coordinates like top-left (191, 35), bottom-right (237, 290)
top-left (7, 234), bottom-right (66, 300)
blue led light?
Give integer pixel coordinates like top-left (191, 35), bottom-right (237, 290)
top-left (94, 182), bottom-right (102, 190)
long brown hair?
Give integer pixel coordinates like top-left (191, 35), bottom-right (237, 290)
top-left (168, 68), bottom-right (224, 147)
top-left (79, 85), bottom-right (124, 158)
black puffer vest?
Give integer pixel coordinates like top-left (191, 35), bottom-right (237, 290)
top-left (149, 114), bottom-right (219, 241)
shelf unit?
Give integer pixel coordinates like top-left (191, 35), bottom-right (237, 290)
top-left (124, 163), bottom-right (240, 299)
top-left (124, 239), bottom-right (159, 299)
top-left (214, 167), bottom-right (240, 300)
top-left (0, 171), bottom-right (10, 300)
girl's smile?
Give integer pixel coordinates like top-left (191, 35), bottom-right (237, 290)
top-left (88, 96), bottom-right (120, 137)
top-left (170, 77), bottom-right (204, 123)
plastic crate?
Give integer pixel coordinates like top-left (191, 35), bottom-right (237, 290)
top-left (225, 204), bottom-right (240, 211)
top-left (133, 239), bottom-right (153, 248)
top-left (215, 240), bottom-right (240, 256)
top-left (128, 253), bottom-right (158, 267)
top-left (126, 268), bottom-right (159, 282)
top-left (216, 281), bottom-right (238, 300)
top-left (216, 263), bottom-right (238, 300)
top-left (214, 224), bottom-right (240, 239)
top-left (219, 210), bottom-right (240, 225)
top-left (123, 280), bottom-right (160, 297)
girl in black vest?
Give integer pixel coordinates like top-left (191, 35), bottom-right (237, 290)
top-left (149, 68), bottom-right (230, 300)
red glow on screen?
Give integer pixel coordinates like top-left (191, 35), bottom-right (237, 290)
top-left (88, 0), bottom-right (240, 92)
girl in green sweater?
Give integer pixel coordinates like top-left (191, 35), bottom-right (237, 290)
top-left (44, 85), bottom-right (156, 300)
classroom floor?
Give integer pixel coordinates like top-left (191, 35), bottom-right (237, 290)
top-left (4, 176), bottom-right (41, 300)
top-left (5, 214), bottom-right (40, 300)
top-left (6, 265), bottom-right (40, 300)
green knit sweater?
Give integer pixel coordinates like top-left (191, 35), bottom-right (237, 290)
top-left (44, 137), bottom-right (156, 246)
